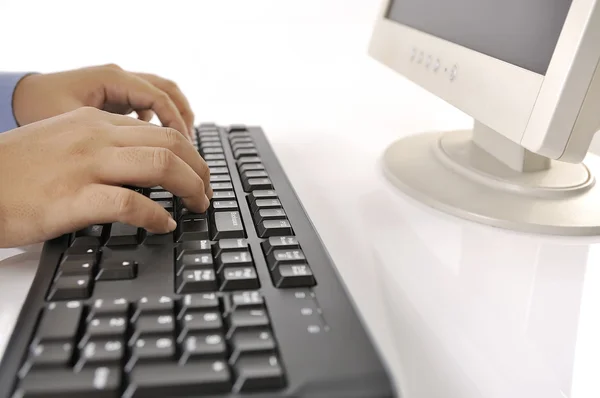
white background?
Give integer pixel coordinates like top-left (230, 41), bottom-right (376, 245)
top-left (2, 2), bottom-right (600, 398)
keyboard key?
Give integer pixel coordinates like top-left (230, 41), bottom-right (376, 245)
top-left (234, 148), bottom-right (258, 159)
top-left (234, 354), bottom-right (285, 392)
top-left (176, 253), bottom-right (213, 275)
top-left (238, 163), bottom-right (265, 173)
top-left (212, 211), bottom-right (245, 240)
top-left (177, 218), bottom-right (209, 241)
top-left (254, 208), bottom-right (287, 224)
top-left (82, 316), bottom-right (127, 344)
top-left (105, 223), bottom-right (140, 246)
top-left (226, 309), bottom-right (270, 336)
top-left (202, 147), bottom-right (224, 155)
top-left (206, 160), bottom-right (227, 167)
top-left (123, 361), bottom-right (231, 397)
top-left (200, 136), bottom-right (221, 143)
top-left (56, 257), bottom-right (96, 278)
top-left (127, 336), bottom-right (175, 369)
top-left (201, 142), bottom-right (223, 148)
top-left (132, 296), bottom-right (175, 321)
top-left (26, 342), bottom-right (74, 369)
top-left (72, 225), bottom-right (104, 247)
top-left (131, 315), bottom-right (175, 343)
top-left (88, 298), bottom-right (129, 320)
top-left (143, 232), bottom-right (173, 245)
top-left (177, 270), bottom-right (218, 294)
top-left (220, 267), bottom-right (259, 291)
top-left (230, 330), bottom-right (276, 362)
top-left (250, 198), bottom-right (282, 214)
top-left (179, 311), bottom-right (223, 338)
top-left (243, 178), bottom-right (273, 192)
top-left (65, 243), bottom-right (100, 256)
top-left (14, 366), bottom-right (121, 398)
top-left (231, 142), bottom-right (255, 151)
top-left (149, 191), bottom-right (173, 200)
top-left (212, 191), bottom-right (236, 200)
top-left (175, 240), bottom-right (211, 260)
top-left (178, 207), bottom-right (206, 220)
top-left (271, 264), bottom-right (316, 288)
top-left (69, 236), bottom-right (102, 248)
top-left (180, 293), bottom-right (220, 315)
top-left (180, 334), bottom-right (227, 363)
top-left (237, 156), bottom-right (262, 165)
top-left (211, 182), bottom-right (234, 191)
top-left (214, 239), bottom-right (248, 257)
top-left (154, 200), bottom-right (174, 212)
top-left (261, 236), bottom-right (299, 252)
top-left (47, 275), bottom-right (92, 301)
top-left (96, 259), bottom-right (137, 280)
top-left (209, 167), bottom-right (229, 175)
top-left (212, 200), bottom-right (238, 211)
top-left (248, 190), bottom-right (278, 204)
top-left (230, 137), bottom-right (254, 145)
top-left (77, 340), bottom-right (124, 369)
top-left (267, 249), bottom-right (306, 270)
top-left (217, 251), bottom-right (253, 272)
top-left (257, 219), bottom-right (293, 238)
top-left (227, 291), bottom-right (264, 312)
top-left (228, 125), bottom-right (248, 133)
top-left (210, 174), bottom-right (232, 183)
top-left (242, 170), bottom-right (269, 180)
top-left (204, 154), bottom-right (226, 161)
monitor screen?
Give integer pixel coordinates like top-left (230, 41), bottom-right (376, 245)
top-left (386, 0), bottom-right (573, 75)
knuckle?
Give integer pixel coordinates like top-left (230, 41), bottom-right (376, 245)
top-left (164, 79), bottom-right (178, 90)
top-left (104, 63), bottom-right (122, 71)
top-left (162, 127), bottom-right (183, 149)
top-left (152, 147), bottom-right (174, 175)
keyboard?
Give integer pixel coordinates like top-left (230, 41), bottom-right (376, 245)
top-left (0, 124), bottom-right (395, 398)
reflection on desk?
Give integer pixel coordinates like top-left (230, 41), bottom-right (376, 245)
top-left (361, 177), bottom-right (600, 398)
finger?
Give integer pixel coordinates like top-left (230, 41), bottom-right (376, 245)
top-left (101, 69), bottom-right (191, 139)
top-left (72, 184), bottom-right (176, 234)
top-left (135, 73), bottom-right (195, 132)
top-left (110, 125), bottom-right (212, 199)
top-left (137, 109), bottom-right (155, 122)
top-left (95, 146), bottom-right (210, 213)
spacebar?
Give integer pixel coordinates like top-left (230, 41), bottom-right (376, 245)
top-left (124, 362), bottom-right (232, 397)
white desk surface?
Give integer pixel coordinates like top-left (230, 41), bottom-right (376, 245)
top-left (1, 1), bottom-right (600, 397)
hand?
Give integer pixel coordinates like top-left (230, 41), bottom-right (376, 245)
top-left (12, 64), bottom-right (195, 140)
top-left (0, 107), bottom-right (211, 248)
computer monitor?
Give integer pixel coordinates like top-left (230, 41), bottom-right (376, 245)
top-left (369, 0), bottom-right (600, 236)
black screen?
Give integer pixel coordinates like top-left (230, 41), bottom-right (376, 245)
top-left (386, 0), bottom-right (573, 75)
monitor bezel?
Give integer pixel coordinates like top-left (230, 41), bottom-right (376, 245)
top-left (369, 0), bottom-right (600, 161)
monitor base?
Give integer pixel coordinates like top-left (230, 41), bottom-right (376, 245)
top-left (381, 129), bottom-right (600, 236)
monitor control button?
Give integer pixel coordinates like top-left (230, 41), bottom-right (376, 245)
top-left (450, 65), bottom-right (458, 81)
top-left (433, 59), bottom-right (441, 72)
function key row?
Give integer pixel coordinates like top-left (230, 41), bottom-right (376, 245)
top-left (15, 294), bottom-right (285, 397)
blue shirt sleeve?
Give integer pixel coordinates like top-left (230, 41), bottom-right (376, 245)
top-left (0, 72), bottom-right (31, 133)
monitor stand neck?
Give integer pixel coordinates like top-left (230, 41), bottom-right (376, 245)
top-left (472, 121), bottom-right (550, 173)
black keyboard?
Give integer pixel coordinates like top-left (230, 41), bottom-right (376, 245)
top-left (0, 124), bottom-right (395, 398)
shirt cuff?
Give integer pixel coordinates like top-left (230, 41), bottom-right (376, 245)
top-left (0, 72), bottom-right (32, 133)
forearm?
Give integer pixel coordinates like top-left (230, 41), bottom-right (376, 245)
top-left (0, 73), bottom-right (31, 132)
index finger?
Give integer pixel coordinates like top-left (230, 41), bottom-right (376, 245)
top-left (135, 73), bottom-right (195, 133)
top-left (111, 125), bottom-right (212, 199)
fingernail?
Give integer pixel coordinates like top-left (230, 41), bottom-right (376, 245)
top-left (204, 194), bottom-right (210, 209)
top-left (167, 217), bottom-right (177, 232)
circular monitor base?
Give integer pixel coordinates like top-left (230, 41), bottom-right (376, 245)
top-left (381, 130), bottom-right (600, 236)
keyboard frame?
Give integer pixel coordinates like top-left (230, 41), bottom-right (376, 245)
top-left (0, 125), bottom-right (396, 398)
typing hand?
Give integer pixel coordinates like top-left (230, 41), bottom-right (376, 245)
top-left (12, 64), bottom-right (195, 141)
top-left (0, 107), bottom-right (211, 248)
